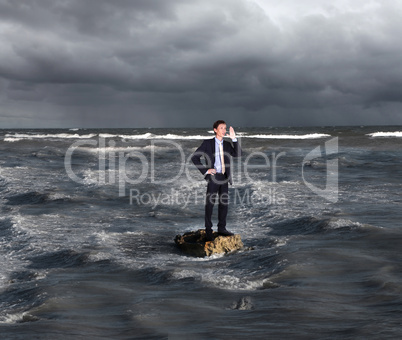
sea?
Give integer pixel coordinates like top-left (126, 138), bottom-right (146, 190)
top-left (0, 126), bottom-right (401, 339)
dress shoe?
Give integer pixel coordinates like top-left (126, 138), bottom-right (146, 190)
top-left (218, 229), bottom-right (234, 236)
top-left (205, 229), bottom-right (213, 241)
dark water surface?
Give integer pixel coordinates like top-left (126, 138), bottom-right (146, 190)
top-left (0, 126), bottom-right (401, 339)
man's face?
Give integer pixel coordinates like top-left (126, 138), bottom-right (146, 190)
top-left (214, 124), bottom-right (226, 139)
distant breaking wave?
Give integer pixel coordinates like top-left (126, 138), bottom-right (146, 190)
top-left (4, 132), bottom-right (332, 142)
top-left (4, 133), bottom-right (97, 142)
top-left (3, 132), bottom-right (211, 142)
top-left (366, 131), bottom-right (402, 138)
top-left (246, 133), bottom-right (331, 139)
top-left (101, 133), bottom-right (208, 140)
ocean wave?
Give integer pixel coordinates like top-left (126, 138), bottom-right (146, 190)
top-left (245, 133), bottom-right (331, 139)
top-left (326, 219), bottom-right (363, 230)
top-left (101, 133), bottom-right (153, 139)
top-left (111, 133), bottom-right (209, 140)
top-left (0, 218), bottom-right (14, 238)
top-left (325, 218), bottom-right (379, 231)
top-left (3, 131), bottom-right (332, 142)
top-left (79, 144), bottom-right (175, 154)
top-left (203, 273), bottom-right (273, 290)
top-left (170, 269), bottom-right (271, 290)
top-left (4, 132), bottom-right (212, 142)
top-left (4, 137), bottom-right (24, 142)
top-left (0, 312), bottom-right (39, 324)
top-left (4, 133), bottom-right (97, 142)
top-left (267, 216), bottom-right (371, 237)
top-left (5, 191), bottom-right (73, 206)
top-left (5, 192), bottom-right (50, 206)
top-left (27, 249), bottom-right (89, 270)
top-left (366, 131), bottom-right (402, 138)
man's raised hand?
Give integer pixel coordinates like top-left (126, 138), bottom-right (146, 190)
top-left (227, 126), bottom-right (236, 140)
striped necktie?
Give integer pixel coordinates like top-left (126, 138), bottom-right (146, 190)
top-left (219, 142), bottom-right (225, 174)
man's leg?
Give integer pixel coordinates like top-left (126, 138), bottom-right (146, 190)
top-left (205, 179), bottom-right (219, 240)
top-left (217, 181), bottom-right (229, 232)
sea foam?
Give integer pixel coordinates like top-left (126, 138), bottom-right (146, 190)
top-left (367, 131), bottom-right (402, 138)
top-left (4, 131), bottom-right (333, 142)
top-left (246, 133), bottom-right (331, 139)
top-left (4, 133), bottom-right (97, 141)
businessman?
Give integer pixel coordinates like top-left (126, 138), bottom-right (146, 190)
top-left (191, 120), bottom-right (241, 241)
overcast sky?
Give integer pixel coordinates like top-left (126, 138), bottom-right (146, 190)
top-left (1, 0), bottom-right (402, 128)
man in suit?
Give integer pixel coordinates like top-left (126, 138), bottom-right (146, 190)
top-left (191, 120), bottom-right (241, 241)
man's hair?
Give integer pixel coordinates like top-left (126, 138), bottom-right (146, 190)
top-left (213, 120), bottom-right (226, 134)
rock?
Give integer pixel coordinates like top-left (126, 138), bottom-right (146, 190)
top-left (229, 296), bottom-right (254, 310)
top-left (174, 229), bottom-right (243, 257)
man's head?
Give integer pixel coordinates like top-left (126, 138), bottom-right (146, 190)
top-left (213, 120), bottom-right (226, 139)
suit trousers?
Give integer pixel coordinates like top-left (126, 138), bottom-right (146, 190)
top-left (205, 174), bottom-right (229, 232)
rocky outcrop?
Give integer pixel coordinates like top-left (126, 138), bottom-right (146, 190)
top-left (174, 229), bottom-right (243, 257)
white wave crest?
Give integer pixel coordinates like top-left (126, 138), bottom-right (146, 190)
top-left (3, 137), bottom-right (23, 142)
top-left (121, 133), bottom-right (209, 140)
top-left (116, 132), bottom-right (328, 140)
top-left (366, 131), bottom-right (402, 138)
top-left (171, 268), bottom-right (274, 291)
top-left (79, 144), bottom-right (177, 154)
top-left (4, 133), bottom-right (97, 141)
top-left (326, 218), bottom-right (365, 230)
top-left (104, 133), bottom-right (153, 139)
top-left (3, 131), bottom-right (332, 142)
top-left (0, 312), bottom-right (39, 324)
top-left (246, 133), bottom-right (331, 139)
top-left (99, 133), bottom-right (211, 140)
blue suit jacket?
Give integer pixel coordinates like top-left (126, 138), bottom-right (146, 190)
top-left (191, 138), bottom-right (241, 184)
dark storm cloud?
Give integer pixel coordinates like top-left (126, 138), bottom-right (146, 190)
top-left (0, 0), bottom-right (401, 127)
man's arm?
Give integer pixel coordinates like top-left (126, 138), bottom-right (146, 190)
top-left (191, 140), bottom-right (209, 176)
top-left (231, 139), bottom-right (241, 157)
top-left (226, 126), bottom-right (241, 157)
